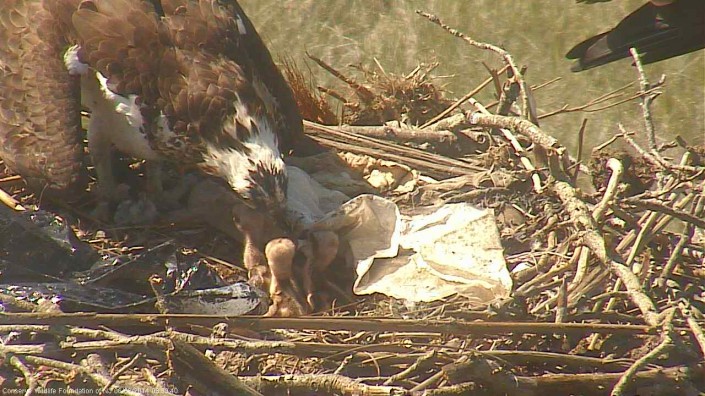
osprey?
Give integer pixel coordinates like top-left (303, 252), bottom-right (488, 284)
top-left (0, 0), bottom-right (311, 216)
top-left (567, 0), bottom-right (705, 71)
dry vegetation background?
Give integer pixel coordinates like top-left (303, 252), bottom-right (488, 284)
top-left (242, 0), bottom-right (705, 152)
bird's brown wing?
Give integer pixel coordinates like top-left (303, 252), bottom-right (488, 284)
top-left (160, 0), bottom-right (240, 55)
top-left (0, 0), bottom-right (87, 199)
top-left (70, 0), bottom-right (202, 161)
top-left (157, 49), bottom-right (259, 155)
top-left (69, 0), bottom-right (272, 164)
top-left (226, 1), bottom-right (309, 155)
top-left (70, 0), bottom-right (164, 103)
top-left (161, 0), bottom-right (317, 156)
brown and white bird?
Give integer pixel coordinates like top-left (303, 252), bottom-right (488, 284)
top-left (567, 0), bottom-right (705, 71)
top-left (1, 0), bottom-right (314, 217)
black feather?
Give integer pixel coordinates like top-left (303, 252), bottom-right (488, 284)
top-left (567, 0), bottom-right (705, 71)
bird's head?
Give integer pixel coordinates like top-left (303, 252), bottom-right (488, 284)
top-left (233, 155), bottom-right (288, 216)
top-left (204, 123), bottom-right (289, 224)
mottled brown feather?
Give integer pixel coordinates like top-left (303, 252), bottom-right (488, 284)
top-left (160, 0), bottom-right (309, 155)
top-left (226, 1), bottom-right (309, 155)
top-left (0, 0), bottom-right (86, 199)
top-left (70, 0), bottom-right (274, 169)
top-left (71, 0), bottom-right (163, 101)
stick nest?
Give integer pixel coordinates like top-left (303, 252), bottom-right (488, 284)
top-left (0, 12), bottom-right (704, 396)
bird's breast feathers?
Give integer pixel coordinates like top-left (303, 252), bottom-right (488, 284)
top-left (63, 44), bottom-right (161, 161)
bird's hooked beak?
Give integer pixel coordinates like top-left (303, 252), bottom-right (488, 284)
top-left (266, 204), bottom-right (290, 233)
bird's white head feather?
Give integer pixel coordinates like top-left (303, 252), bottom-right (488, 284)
top-left (205, 112), bottom-right (287, 209)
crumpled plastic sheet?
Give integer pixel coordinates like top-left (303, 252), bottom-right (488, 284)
top-left (289, 171), bottom-right (512, 304)
top-left (0, 204), bottom-right (98, 277)
top-left (0, 281), bottom-right (263, 315)
top-left (0, 207), bottom-right (265, 314)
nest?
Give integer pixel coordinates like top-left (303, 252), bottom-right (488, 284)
top-left (0, 11), bottom-right (704, 396)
